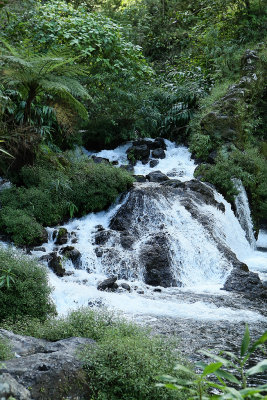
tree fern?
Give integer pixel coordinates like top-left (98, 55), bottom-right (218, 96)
top-left (0, 40), bottom-right (91, 124)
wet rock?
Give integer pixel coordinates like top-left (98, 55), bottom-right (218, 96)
top-left (0, 330), bottom-right (93, 400)
top-left (112, 160), bottom-right (119, 165)
top-left (33, 246), bottom-right (46, 252)
top-left (146, 171), bottom-right (169, 182)
top-left (97, 276), bottom-right (118, 291)
top-left (149, 159), bottom-right (159, 168)
top-left (120, 164), bottom-right (134, 172)
top-left (223, 269), bottom-right (267, 300)
top-left (154, 137), bottom-right (167, 150)
top-left (151, 148), bottom-right (165, 159)
top-left (121, 283), bottom-right (131, 291)
top-left (95, 225), bottom-right (105, 231)
top-left (141, 233), bottom-right (177, 288)
top-left (120, 234), bottom-right (134, 249)
top-left (133, 175), bottom-right (146, 182)
top-left (54, 228), bottom-right (68, 245)
top-left (60, 246), bottom-right (81, 269)
top-left (127, 144), bottom-right (150, 165)
top-left (95, 230), bottom-right (112, 245)
top-left (92, 155), bottom-right (110, 164)
top-left (47, 252), bottom-right (66, 277)
top-left (95, 248), bottom-right (103, 257)
top-left (153, 288), bottom-right (162, 292)
top-left (137, 290), bottom-right (144, 294)
top-left (0, 373), bottom-right (32, 400)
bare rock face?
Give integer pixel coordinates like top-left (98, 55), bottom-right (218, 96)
top-left (223, 268), bottom-right (267, 300)
top-left (0, 373), bottom-right (32, 400)
top-left (141, 233), bottom-right (177, 287)
top-left (0, 330), bottom-right (94, 400)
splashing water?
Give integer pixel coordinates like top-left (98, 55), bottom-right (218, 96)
top-left (24, 139), bottom-right (267, 322)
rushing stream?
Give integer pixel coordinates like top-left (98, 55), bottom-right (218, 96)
top-left (23, 139), bottom-right (267, 362)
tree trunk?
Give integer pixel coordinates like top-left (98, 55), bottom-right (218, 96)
top-left (23, 88), bottom-right (36, 124)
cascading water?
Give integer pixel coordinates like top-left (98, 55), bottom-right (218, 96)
top-left (233, 178), bottom-right (256, 248)
top-left (28, 139), bottom-right (267, 324)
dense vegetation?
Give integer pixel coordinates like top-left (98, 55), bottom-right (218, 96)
top-left (0, 1), bottom-right (267, 398)
top-left (0, 247), bottom-right (56, 321)
top-left (0, 0), bottom-right (266, 230)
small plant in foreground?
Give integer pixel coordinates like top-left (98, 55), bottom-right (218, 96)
top-left (158, 324), bottom-right (267, 399)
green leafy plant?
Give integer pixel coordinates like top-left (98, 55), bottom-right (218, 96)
top-left (0, 266), bottom-right (16, 289)
top-left (0, 337), bottom-right (13, 361)
top-left (158, 324), bottom-right (267, 399)
top-left (0, 40), bottom-right (90, 124)
top-left (0, 247), bottom-right (56, 322)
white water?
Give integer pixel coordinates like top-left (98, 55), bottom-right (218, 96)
top-left (27, 140), bottom-right (267, 322)
top-left (233, 178), bottom-right (256, 247)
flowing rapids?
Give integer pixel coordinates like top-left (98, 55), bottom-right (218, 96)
top-left (27, 139), bottom-right (267, 358)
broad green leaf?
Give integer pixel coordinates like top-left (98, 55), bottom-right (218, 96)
top-left (241, 324), bottom-right (250, 357)
top-left (246, 359), bottom-right (267, 376)
top-left (250, 330), bottom-right (267, 353)
top-left (220, 350), bottom-right (239, 361)
top-left (201, 362), bottom-right (222, 377)
top-left (164, 383), bottom-right (184, 390)
top-left (222, 387), bottom-right (243, 400)
top-left (240, 385), bottom-right (267, 396)
top-left (215, 369), bottom-right (240, 385)
top-left (199, 350), bottom-right (233, 367)
top-left (173, 364), bottom-right (193, 374)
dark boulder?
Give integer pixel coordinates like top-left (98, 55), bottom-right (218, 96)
top-left (91, 155), bottom-right (110, 164)
top-left (149, 159), bottom-right (159, 168)
top-left (223, 268), bottom-right (267, 300)
top-left (54, 228), bottom-right (68, 245)
top-left (47, 252), bottom-right (66, 277)
top-left (141, 233), bottom-right (177, 287)
top-left (120, 164), bottom-right (134, 172)
top-left (133, 175), bottom-right (146, 182)
top-left (60, 246), bottom-right (82, 269)
top-left (97, 276), bottom-right (118, 291)
top-left (151, 148), bottom-right (165, 159)
top-left (120, 234), bottom-right (134, 249)
top-left (120, 282), bottom-right (131, 291)
top-left (154, 137), bottom-right (167, 150)
top-left (95, 230), bottom-right (112, 245)
top-left (127, 144), bottom-right (150, 165)
top-left (0, 330), bottom-right (93, 400)
top-left (146, 171), bottom-right (169, 182)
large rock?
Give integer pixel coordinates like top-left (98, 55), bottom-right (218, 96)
top-left (151, 148), bottom-right (165, 159)
top-left (127, 144), bottom-right (150, 165)
top-left (60, 246), bottom-right (81, 269)
top-left (141, 233), bottom-right (177, 287)
top-left (47, 252), bottom-right (66, 277)
top-left (97, 276), bottom-right (118, 291)
top-left (146, 171), bottom-right (169, 182)
top-left (223, 269), bottom-right (267, 300)
top-left (54, 228), bottom-right (68, 245)
top-left (0, 330), bottom-right (94, 400)
top-left (0, 373), bottom-right (32, 400)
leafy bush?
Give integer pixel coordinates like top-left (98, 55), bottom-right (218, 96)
top-left (0, 337), bottom-right (13, 361)
top-left (0, 154), bottom-right (133, 245)
top-left (1, 308), bottom-right (190, 400)
top-left (0, 247), bottom-right (56, 322)
top-left (0, 207), bottom-right (46, 246)
top-left (81, 333), bottom-right (189, 400)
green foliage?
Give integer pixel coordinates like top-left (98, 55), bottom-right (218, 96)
top-left (0, 337), bottom-right (13, 361)
top-left (0, 207), bottom-right (46, 246)
top-left (159, 324), bottom-right (267, 399)
top-left (82, 333), bottom-right (189, 400)
top-left (194, 147), bottom-right (267, 224)
top-left (0, 247), bottom-right (56, 322)
top-left (1, 307), bottom-right (191, 399)
top-left (0, 40), bottom-right (90, 125)
top-left (0, 153), bottom-right (133, 245)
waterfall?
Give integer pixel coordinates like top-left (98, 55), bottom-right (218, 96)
top-left (233, 178), bottom-right (256, 248)
top-left (26, 139), bottom-right (266, 321)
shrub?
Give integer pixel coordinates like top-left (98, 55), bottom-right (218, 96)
top-left (0, 154), bottom-right (134, 245)
top-left (0, 247), bottom-right (56, 322)
top-left (0, 207), bottom-right (46, 246)
top-left (81, 333), bottom-right (189, 400)
top-left (0, 337), bottom-right (13, 361)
